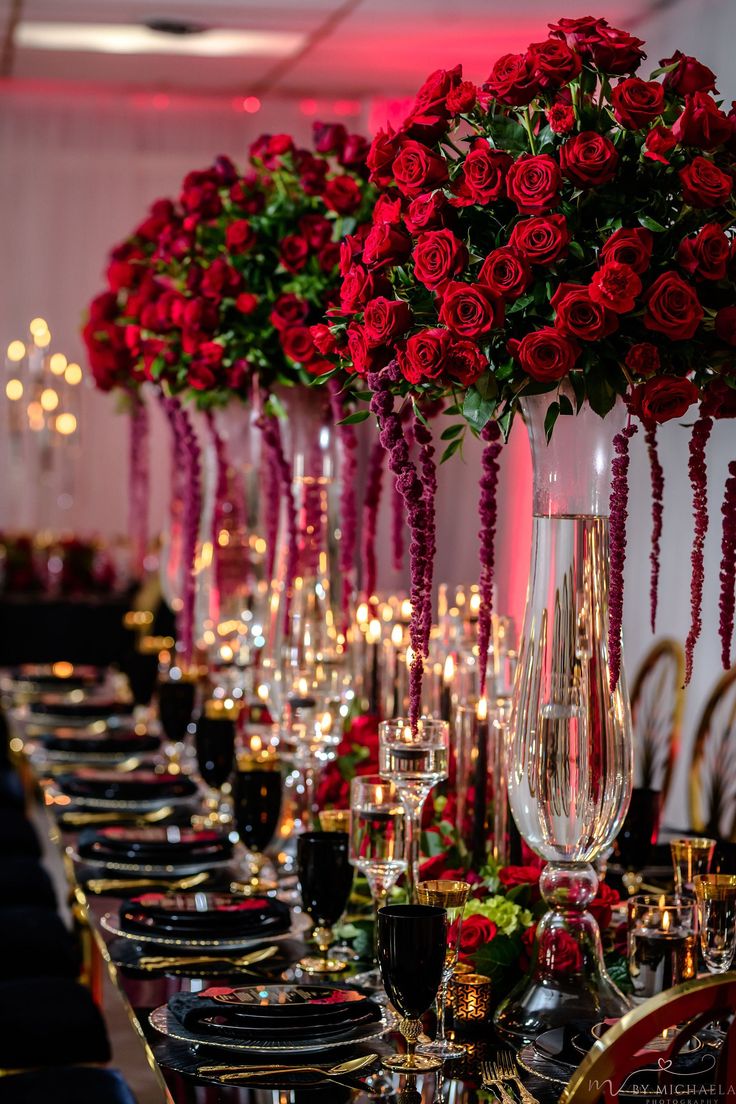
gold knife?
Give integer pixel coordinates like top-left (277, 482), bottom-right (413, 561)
top-left (85, 870), bottom-right (209, 894)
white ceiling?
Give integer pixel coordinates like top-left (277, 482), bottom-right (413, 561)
top-left (0, 0), bottom-right (674, 98)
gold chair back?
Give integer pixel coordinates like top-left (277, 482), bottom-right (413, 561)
top-left (630, 638), bottom-right (684, 802)
top-left (561, 973), bottom-right (736, 1104)
top-left (688, 667), bottom-right (736, 840)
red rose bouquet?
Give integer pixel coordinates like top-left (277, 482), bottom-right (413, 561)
top-left (331, 19), bottom-right (736, 715)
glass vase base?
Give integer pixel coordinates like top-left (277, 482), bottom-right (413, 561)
top-left (383, 1053), bottom-right (442, 1073)
top-left (493, 969), bottom-right (630, 1047)
top-left (417, 1038), bottom-right (466, 1059)
top-left (297, 954), bottom-right (349, 974)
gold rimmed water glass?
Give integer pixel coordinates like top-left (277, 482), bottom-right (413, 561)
top-left (694, 874), bottom-right (736, 973)
top-left (417, 879), bottom-right (470, 1058)
top-left (670, 837), bottom-right (716, 897)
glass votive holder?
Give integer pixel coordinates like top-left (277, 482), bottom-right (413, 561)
top-left (628, 894), bottom-right (696, 1002)
top-left (319, 809), bottom-right (351, 833)
top-left (670, 837), bottom-right (716, 896)
top-left (450, 973), bottom-right (493, 1024)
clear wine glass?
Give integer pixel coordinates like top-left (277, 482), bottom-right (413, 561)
top-left (694, 875), bottom-right (736, 973)
top-left (349, 775), bottom-right (407, 989)
top-left (280, 669), bottom-right (343, 832)
top-left (378, 718), bottom-right (449, 903)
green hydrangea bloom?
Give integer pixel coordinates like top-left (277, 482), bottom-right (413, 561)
top-left (465, 895), bottom-right (533, 937)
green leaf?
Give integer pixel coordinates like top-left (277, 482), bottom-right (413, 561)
top-left (568, 240), bottom-right (585, 260)
top-left (463, 387), bottom-right (496, 431)
top-left (544, 400), bottom-right (560, 441)
top-left (638, 215), bottom-right (666, 233)
top-left (336, 408), bottom-right (371, 426)
top-left (440, 423), bottom-right (464, 441)
top-left (558, 393), bottom-right (574, 417)
top-left (441, 438), bottom-right (463, 463)
top-left (489, 115), bottom-right (529, 154)
top-left (570, 372), bottom-right (586, 412)
top-left (586, 373), bottom-right (616, 417)
top-left (471, 933), bottom-right (523, 990)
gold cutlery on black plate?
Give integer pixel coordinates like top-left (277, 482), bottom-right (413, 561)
top-left (196, 1054), bottom-right (380, 1084)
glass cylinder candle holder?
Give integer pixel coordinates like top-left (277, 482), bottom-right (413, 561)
top-left (628, 894), bottom-right (696, 1002)
top-left (451, 973), bottom-right (493, 1025)
top-left (455, 697), bottom-right (511, 869)
top-left (670, 837), bottom-right (716, 897)
top-left (694, 874), bottom-right (736, 974)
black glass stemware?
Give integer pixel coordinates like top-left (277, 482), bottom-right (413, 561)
top-left (233, 765), bottom-right (282, 886)
top-left (377, 903), bottom-right (448, 1072)
top-left (296, 830), bottom-right (354, 974)
top-left (195, 715), bottom-right (236, 789)
top-left (157, 678), bottom-right (196, 745)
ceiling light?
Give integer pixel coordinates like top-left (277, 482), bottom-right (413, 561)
top-left (16, 22), bottom-right (304, 58)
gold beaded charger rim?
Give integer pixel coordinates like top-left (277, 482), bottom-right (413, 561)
top-left (100, 909), bottom-right (309, 949)
top-left (68, 848), bottom-right (231, 877)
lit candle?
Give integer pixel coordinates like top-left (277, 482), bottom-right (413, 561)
top-left (441, 653), bottom-right (455, 724)
top-left (470, 697), bottom-right (489, 869)
top-left (367, 618), bottom-right (382, 716)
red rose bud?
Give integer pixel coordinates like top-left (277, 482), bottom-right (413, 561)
top-left (551, 283), bottom-right (618, 340)
top-left (339, 133), bottom-right (370, 170)
top-left (367, 126), bottom-right (401, 186)
top-left (625, 342), bottom-right (660, 378)
top-left (509, 213), bottom-right (569, 266)
top-left (451, 143), bottom-right (511, 207)
top-left (546, 102), bottom-right (576, 134)
top-left (506, 153), bottom-right (562, 214)
top-left (644, 125), bottom-right (677, 163)
top-left (479, 246), bottom-right (532, 300)
top-left (560, 131), bottom-right (619, 187)
top-left (661, 50), bottom-right (717, 95)
top-left (633, 376), bottom-right (699, 423)
top-left (590, 261), bottom-right (642, 313)
top-left (322, 174), bottom-right (362, 214)
top-left (589, 24), bottom-right (645, 74)
top-left (673, 92), bottom-right (733, 150)
top-left (363, 297), bottom-right (412, 346)
top-left (438, 281), bottom-right (504, 337)
top-left (644, 271), bottom-right (703, 339)
top-left (715, 306), bottom-right (736, 345)
top-left (297, 153), bottom-right (328, 195)
top-left (483, 52), bottom-right (539, 106)
top-left (410, 65), bottom-right (463, 118)
top-left (412, 228), bottom-right (468, 291)
top-left (233, 292), bottom-right (258, 315)
top-left (200, 258), bottom-right (240, 301)
top-left (270, 293), bottom-right (309, 330)
top-left (399, 327), bottom-right (451, 384)
top-left (600, 227), bottom-right (653, 274)
top-left (678, 223), bottom-right (730, 281)
top-left (310, 323), bottom-right (338, 357)
top-left (249, 132), bottom-right (295, 168)
top-left (225, 219), bottom-right (256, 254)
top-left (446, 80), bottom-right (478, 114)
top-left (312, 120), bottom-right (347, 155)
top-left (527, 38), bottom-right (582, 88)
top-left (611, 77), bottom-right (665, 129)
top-left (362, 221), bottom-right (412, 269)
top-left (299, 213), bottom-right (333, 249)
top-left (392, 139), bottom-right (449, 197)
top-left (446, 339), bottom-right (488, 386)
top-left (679, 156), bottom-right (733, 208)
top-left (280, 326), bottom-right (316, 364)
top-left (508, 327), bottom-right (580, 381)
top-left (227, 358), bottom-right (251, 391)
top-left (405, 192), bottom-right (448, 232)
top-left (279, 235), bottom-right (309, 272)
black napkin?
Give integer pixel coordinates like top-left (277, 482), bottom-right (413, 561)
top-left (120, 892), bottom-right (290, 937)
top-left (57, 770), bottom-right (198, 802)
top-left (78, 825), bottom-right (232, 866)
top-left (0, 979), bottom-right (110, 1067)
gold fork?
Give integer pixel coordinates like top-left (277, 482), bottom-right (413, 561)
top-left (494, 1052), bottom-right (541, 1104)
top-left (137, 945), bottom-right (279, 970)
top-left (480, 1061), bottom-right (517, 1104)
top-left (63, 805), bottom-right (175, 827)
top-left (85, 870), bottom-right (209, 894)
top-left (197, 1054), bottom-right (378, 1083)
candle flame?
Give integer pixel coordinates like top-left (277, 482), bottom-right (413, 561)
top-left (356, 602), bottom-right (369, 627)
top-left (367, 618), bottom-right (382, 645)
top-left (443, 654), bottom-right (456, 684)
top-left (662, 908), bottom-right (671, 933)
top-left (477, 696), bottom-right (488, 721)
top-left (391, 624), bottom-right (403, 647)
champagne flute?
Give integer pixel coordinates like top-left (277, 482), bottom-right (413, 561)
top-left (379, 718), bottom-right (449, 903)
top-left (694, 874), bottom-right (736, 973)
top-left (349, 775), bottom-right (407, 989)
top-left (670, 837), bottom-right (716, 897)
top-left (417, 879), bottom-right (470, 1058)
top-left (377, 903), bottom-right (448, 1072)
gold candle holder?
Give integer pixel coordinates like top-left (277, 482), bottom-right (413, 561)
top-left (670, 837), bottom-right (716, 895)
top-left (451, 973), bottom-right (492, 1024)
top-left (319, 809), bottom-right (351, 833)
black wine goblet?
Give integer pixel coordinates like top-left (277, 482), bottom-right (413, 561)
top-left (233, 762), bottom-right (282, 887)
top-left (377, 904), bottom-right (448, 1072)
top-left (296, 831), bottom-right (354, 974)
top-left (157, 677), bottom-right (196, 745)
top-left (195, 712), bottom-right (236, 825)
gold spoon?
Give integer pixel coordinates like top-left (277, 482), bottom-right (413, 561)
top-left (138, 945), bottom-right (279, 970)
top-left (198, 1054), bottom-right (379, 1081)
top-left (63, 805), bottom-right (175, 827)
top-left (85, 870), bottom-right (209, 894)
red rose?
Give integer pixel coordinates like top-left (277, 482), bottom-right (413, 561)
top-left (180, 170), bottom-right (222, 219)
top-left (520, 923), bottom-right (537, 972)
top-left (661, 51), bottom-right (717, 96)
top-left (560, 131), bottom-right (619, 187)
top-left (590, 261), bottom-right (642, 313)
top-left (701, 379), bottom-right (736, 419)
top-left (458, 914), bottom-right (498, 958)
top-left (626, 342), bottom-right (660, 377)
top-left (280, 235), bottom-right (309, 272)
top-left (478, 247), bottom-right (531, 301)
top-left (600, 227), bottom-right (653, 274)
top-left (188, 357), bottom-right (219, 390)
top-left (643, 271), bottom-right (703, 339)
top-left (548, 16), bottom-right (603, 48)
top-left (235, 292), bottom-right (258, 315)
top-left (446, 339), bottom-right (488, 386)
top-left (552, 284), bottom-right (618, 340)
top-left (339, 132), bottom-right (370, 170)
top-left (447, 80), bottom-right (478, 114)
top-left (451, 142), bottom-right (511, 206)
top-left (505, 154), bottom-right (561, 215)
top-left (392, 140), bottom-right (448, 198)
top-left (715, 306), bottom-right (736, 345)
top-left (644, 125), bottom-right (677, 163)
top-left (372, 194), bottom-right (403, 226)
top-left (363, 297), bottom-right (412, 347)
top-left (484, 52), bottom-right (539, 106)
top-left (509, 213), bottom-right (569, 266)
top-left (673, 92), bottom-right (733, 150)
top-left (312, 120), bottom-right (347, 155)
top-left (362, 221), bottom-right (411, 269)
top-left (408, 65), bottom-right (462, 120)
top-left (588, 882), bottom-right (620, 931)
top-left (438, 281), bottom-right (503, 338)
top-left (399, 327), bottom-right (451, 384)
top-left (298, 154), bottom-right (328, 196)
top-left (280, 326), bottom-right (316, 364)
top-left (310, 324), bottom-right (338, 357)
top-left (678, 224), bottom-right (731, 281)
top-left (527, 39), bottom-right (582, 88)
top-left (632, 377), bottom-right (699, 423)
top-left (412, 229), bottom-right (468, 291)
top-left (270, 294), bottom-right (309, 330)
top-left (546, 102), bottom-right (576, 134)
top-left (249, 133), bottom-right (295, 168)
top-left (539, 927), bottom-right (583, 976)
top-left (589, 25), bottom-right (645, 74)
top-left (317, 242), bottom-right (340, 272)
top-left (200, 258), bottom-right (240, 301)
top-left (322, 174), bottom-right (362, 214)
top-left (346, 325), bottom-right (371, 376)
top-left (498, 864), bottom-right (543, 890)
top-left (405, 192), bottom-right (448, 232)
top-left (679, 156), bottom-right (733, 208)
top-left (611, 78), bottom-right (665, 129)
top-left (508, 327), bottom-right (580, 381)
top-left (340, 265), bottom-right (389, 313)
top-left (367, 126), bottom-right (401, 186)
top-left (224, 219), bottom-right (256, 255)
top-left (299, 213), bottom-right (333, 250)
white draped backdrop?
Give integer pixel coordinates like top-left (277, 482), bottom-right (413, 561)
top-left (1, 0), bottom-right (735, 823)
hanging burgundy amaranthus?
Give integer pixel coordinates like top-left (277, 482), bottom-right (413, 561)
top-left (685, 415), bottom-right (713, 684)
top-left (258, 413), bottom-right (298, 631)
top-left (644, 424), bottom-right (665, 634)
top-left (478, 423), bottom-right (503, 696)
top-left (204, 412), bottom-right (233, 602)
top-left (177, 404), bottom-right (202, 666)
top-left (328, 379), bottom-right (358, 631)
top-left (128, 399), bottom-right (150, 578)
top-left (609, 424), bottom-right (638, 693)
top-left (414, 415), bottom-right (437, 657)
top-left (719, 461), bottom-right (736, 670)
top-left (362, 438), bottom-right (385, 601)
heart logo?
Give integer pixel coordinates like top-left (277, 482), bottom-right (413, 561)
top-left (657, 1057), bottom-right (673, 1071)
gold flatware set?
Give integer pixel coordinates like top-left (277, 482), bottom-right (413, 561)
top-left (63, 805), bottom-right (175, 827)
top-left (196, 1053), bottom-right (379, 1084)
top-left (85, 870), bottom-right (210, 894)
top-left (137, 944), bottom-right (279, 972)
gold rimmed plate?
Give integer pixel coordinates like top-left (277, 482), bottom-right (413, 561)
top-left (100, 909), bottom-right (309, 949)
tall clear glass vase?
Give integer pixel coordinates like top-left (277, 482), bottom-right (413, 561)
top-left (494, 390), bottom-right (633, 1046)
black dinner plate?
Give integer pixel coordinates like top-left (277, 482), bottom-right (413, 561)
top-left (169, 986), bottom-right (380, 1039)
top-left (78, 826), bottom-right (231, 866)
top-left (57, 771), bottom-right (198, 803)
top-left (196, 1008), bottom-right (379, 1041)
top-left (30, 696), bottom-right (132, 719)
top-left (120, 893), bottom-right (291, 937)
top-left (40, 729), bottom-right (160, 756)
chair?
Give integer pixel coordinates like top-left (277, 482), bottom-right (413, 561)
top-left (0, 908), bottom-right (80, 979)
top-left (630, 639), bottom-right (685, 802)
top-left (0, 978), bottom-right (110, 1068)
top-left (561, 973), bottom-right (736, 1104)
top-left (0, 1068), bottom-right (138, 1104)
top-left (688, 667), bottom-right (736, 840)
top-left (0, 858), bottom-right (56, 909)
